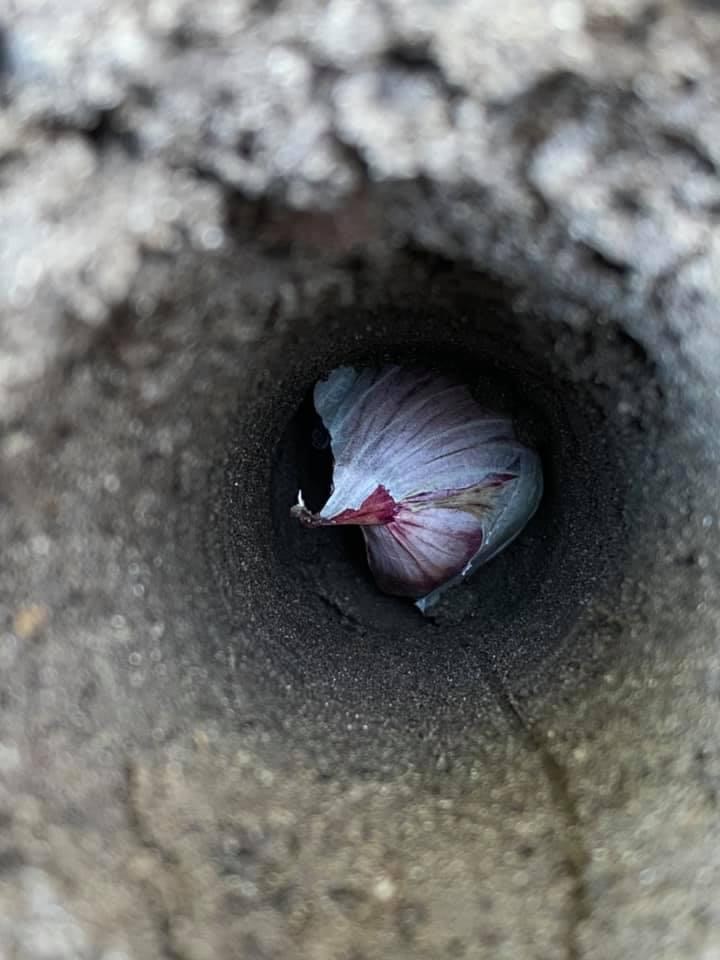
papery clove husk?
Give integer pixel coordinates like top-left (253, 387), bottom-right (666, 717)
top-left (291, 365), bottom-right (543, 612)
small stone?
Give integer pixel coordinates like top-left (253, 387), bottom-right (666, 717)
top-left (0, 744), bottom-right (21, 774)
top-left (103, 473), bottom-right (121, 493)
top-left (372, 875), bottom-right (397, 902)
top-left (13, 604), bottom-right (48, 639)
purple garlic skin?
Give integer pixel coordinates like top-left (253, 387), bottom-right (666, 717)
top-left (291, 365), bottom-right (543, 612)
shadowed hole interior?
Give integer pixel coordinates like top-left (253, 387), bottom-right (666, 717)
top-left (208, 255), bottom-right (660, 756)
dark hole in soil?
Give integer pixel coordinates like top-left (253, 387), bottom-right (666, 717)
top-left (209, 255), bottom-right (657, 758)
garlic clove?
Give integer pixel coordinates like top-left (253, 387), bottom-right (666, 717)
top-left (291, 365), bottom-right (543, 611)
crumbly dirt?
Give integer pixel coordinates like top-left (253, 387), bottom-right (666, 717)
top-left (2, 2), bottom-right (720, 958)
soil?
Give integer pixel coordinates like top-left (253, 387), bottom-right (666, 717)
top-left (2, 2), bottom-right (720, 958)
